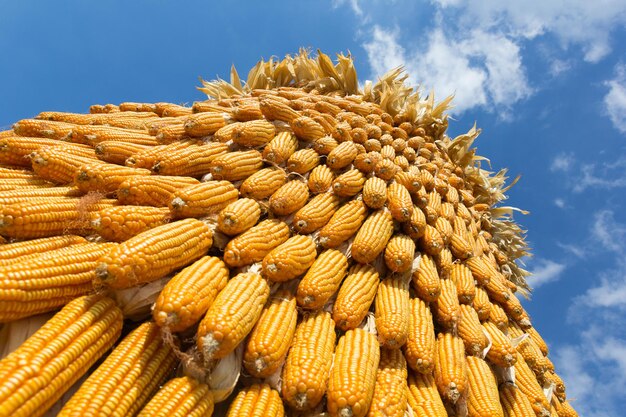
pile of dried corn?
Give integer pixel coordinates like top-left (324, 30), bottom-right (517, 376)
top-left (0, 50), bottom-right (578, 417)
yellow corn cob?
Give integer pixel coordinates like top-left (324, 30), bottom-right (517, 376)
top-left (0, 295), bottom-right (122, 417)
top-left (363, 176), bottom-right (388, 209)
top-left (333, 264), bottom-right (380, 330)
top-left (282, 310), bottom-right (336, 410)
top-left (183, 112), bottom-right (227, 137)
top-left (153, 142), bottom-right (229, 176)
top-left (117, 175), bottom-right (199, 208)
top-left (259, 96), bottom-right (300, 122)
top-left (412, 254), bottom-right (441, 302)
top-left (484, 273), bottom-right (512, 304)
top-left (287, 148), bottom-right (320, 174)
top-left (394, 170), bottom-right (421, 193)
top-left (308, 163), bottom-right (335, 194)
top-left (244, 290), bottom-right (298, 378)
top-left (0, 177), bottom-right (52, 191)
top-left (297, 248), bottom-right (348, 309)
top-left (0, 234), bottom-right (86, 265)
top-left (262, 131), bottom-right (298, 165)
top-left (404, 297), bottom-right (436, 374)
top-left (210, 149), bottom-right (263, 181)
top-left (224, 219), bottom-right (290, 267)
top-left (327, 140), bottom-right (358, 170)
top-left (118, 102), bottom-right (157, 112)
top-left (212, 122), bottom-right (239, 142)
top-left (89, 103), bottom-right (120, 113)
top-left (353, 151), bottom-right (380, 173)
top-left (38, 110), bottom-right (156, 125)
top-left (374, 158), bottom-right (399, 180)
top-left (157, 103), bottom-right (193, 117)
top-left (542, 371), bottom-right (566, 402)
top-left (262, 235), bottom-right (317, 282)
top-left (319, 200), bottom-right (366, 247)
top-left (483, 321), bottom-right (517, 368)
top-left (58, 322), bottom-right (176, 417)
top-left (551, 398), bottom-right (579, 417)
top-left (293, 192), bottom-right (340, 234)
top-left (125, 141), bottom-right (194, 168)
top-left (458, 304), bottom-right (489, 356)
top-left (68, 125), bottom-right (158, 146)
top-left (240, 167), bottom-right (287, 200)
top-left (434, 278), bottom-right (460, 330)
top-left (91, 205), bottom-right (170, 242)
top-left (466, 356), bottom-right (504, 417)
top-left (499, 382), bottom-right (537, 417)
top-left (290, 115), bottom-right (326, 141)
top-left (450, 262), bottom-right (476, 304)
top-left (434, 216), bottom-right (453, 244)
top-left (313, 135), bottom-right (339, 154)
top-left (387, 182), bottom-right (413, 222)
top-left (406, 372), bottom-right (447, 417)
top-left (367, 348), bottom-right (408, 417)
top-left (434, 332), bottom-right (468, 403)
top-left (169, 180), bottom-right (239, 218)
top-left (384, 234), bottom-right (416, 273)
top-left (419, 168), bottom-right (435, 191)
top-left (232, 119), bottom-right (277, 147)
top-left (12, 119), bottom-right (75, 139)
top-left (269, 180), bottom-right (309, 216)
top-left (473, 286), bottom-right (491, 321)
top-left (74, 162), bottom-right (151, 194)
top-left (96, 218), bottom-right (212, 289)
top-left (403, 206), bottom-right (427, 241)
top-left (435, 247), bottom-right (454, 279)
top-left (380, 144), bottom-right (396, 160)
top-left (0, 197), bottom-right (116, 239)
top-left (137, 376), bottom-right (214, 417)
top-left (30, 147), bottom-right (99, 184)
top-left (375, 276), bottom-right (410, 348)
top-left (226, 383), bottom-right (285, 417)
top-left (1, 136), bottom-right (80, 166)
top-left (327, 328), bottom-right (380, 417)
top-left (331, 168), bottom-right (364, 197)
top-left (508, 323), bottom-right (548, 376)
top-left (197, 272), bottom-right (270, 362)
top-left (217, 198), bottom-right (261, 236)
top-left (501, 292), bottom-right (531, 326)
top-left (232, 102), bottom-right (263, 121)
top-left (489, 302), bottom-right (510, 331)
top-left (527, 326), bottom-right (549, 356)
top-left (450, 232), bottom-right (474, 260)
top-left (351, 208), bottom-right (394, 264)
top-left (155, 123), bottom-right (187, 143)
top-left (94, 141), bottom-right (150, 165)
top-left (0, 165), bottom-right (36, 179)
top-left (514, 353), bottom-right (551, 416)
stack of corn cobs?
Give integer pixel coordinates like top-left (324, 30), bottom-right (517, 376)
top-left (0, 51), bottom-right (578, 417)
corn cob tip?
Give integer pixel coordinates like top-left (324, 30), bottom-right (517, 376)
top-left (200, 333), bottom-right (220, 364)
top-left (170, 197), bottom-right (186, 210)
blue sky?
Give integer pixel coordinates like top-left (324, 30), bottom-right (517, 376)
top-left (2, 1), bottom-right (626, 415)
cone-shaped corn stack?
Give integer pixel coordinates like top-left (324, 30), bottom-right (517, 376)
top-left (0, 50), bottom-right (577, 416)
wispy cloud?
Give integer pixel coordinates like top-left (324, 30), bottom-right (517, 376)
top-left (604, 63), bottom-right (626, 133)
top-left (331, 0), bottom-right (363, 16)
top-left (527, 258), bottom-right (566, 288)
top-left (554, 198), bottom-right (566, 209)
top-left (550, 153), bottom-right (626, 193)
top-left (550, 152), bottom-right (575, 172)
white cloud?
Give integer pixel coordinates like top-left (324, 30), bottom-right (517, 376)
top-left (528, 258), bottom-right (566, 288)
top-left (362, 26), bottom-right (407, 77)
top-left (592, 210), bottom-right (626, 253)
top-left (549, 58), bottom-right (572, 76)
top-left (554, 198), bottom-right (566, 208)
top-left (604, 64), bottom-right (626, 133)
top-left (550, 152), bottom-right (575, 172)
top-left (332, 0), bottom-right (363, 15)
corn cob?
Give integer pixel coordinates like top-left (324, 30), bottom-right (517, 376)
top-left (375, 275), bottom-right (410, 348)
top-left (0, 177), bottom-right (52, 191)
top-left (282, 310), bottom-right (335, 410)
top-left (94, 141), bottom-right (151, 165)
top-left (153, 142), bottom-right (229, 176)
top-left (327, 328), bottom-right (380, 417)
top-left (119, 102), bottom-right (157, 112)
top-left (466, 356), bottom-right (504, 417)
top-left (262, 235), bottom-right (317, 282)
top-left (233, 102), bottom-right (263, 121)
top-left (30, 147), bottom-right (100, 184)
top-left (244, 290), bottom-right (298, 378)
top-left (331, 168), bottom-right (365, 197)
top-left (363, 177), bottom-right (387, 209)
top-left (527, 326), bottom-right (549, 356)
top-left (403, 206), bottom-right (427, 241)
top-left (38, 110), bottom-right (156, 125)
top-left (465, 255), bottom-right (496, 286)
top-left (353, 151), bottom-right (379, 173)
top-left (269, 180), bottom-right (309, 216)
top-left (434, 278), bottom-right (460, 330)
top-left (153, 256), bottom-right (228, 332)
top-left (96, 218), bottom-right (212, 289)
top-left (89, 103), bottom-right (120, 113)
top-left (293, 192), bottom-right (340, 233)
top-left (259, 96), bottom-right (300, 122)
top-left (0, 295), bottom-right (122, 417)
top-left (137, 376), bottom-right (214, 417)
top-left (412, 254), bottom-right (441, 302)
top-left (314, 135), bottom-right (339, 154)
top-left (406, 371), bottom-right (447, 417)
top-left (404, 297), bottom-right (436, 373)
top-left (0, 197), bottom-right (116, 239)
top-left (117, 175), bottom-right (198, 207)
top-left (308, 163), bottom-right (335, 193)
top-left (183, 111), bottom-right (227, 137)
top-left (290, 115), bottom-right (326, 141)
top-left (210, 149), bottom-right (263, 181)
top-left (458, 304), bottom-right (489, 356)
top-left (374, 158), bottom-right (398, 180)
top-left (240, 167), bottom-right (287, 200)
top-left (297, 248), bottom-right (348, 309)
top-left (551, 398), bottom-right (579, 417)
top-left (157, 103), bottom-right (193, 117)
top-left (367, 348), bottom-right (408, 417)
top-left (483, 321), bottom-right (517, 368)
top-left (327, 140), bottom-right (358, 170)
top-left (319, 198), bottom-right (368, 248)
top-left (125, 141), bottom-right (194, 168)
top-left (1, 136), bottom-right (84, 166)
top-left (507, 323), bottom-right (548, 376)
top-left (0, 165), bottom-right (37, 179)
top-left (384, 234), bottom-right (416, 273)
top-left (226, 383), bottom-right (285, 417)
top-left (499, 382), bottom-right (537, 417)
top-left (74, 162), bottom-right (151, 194)
top-left (58, 322), bottom-right (176, 417)
top-left (473, 286), bottom-right (491, 321)
top-left (484, 273), bottom-right (512, 304)
top-left (287, 148), bottom-right (320, 174)
top-left (513, 353), bottom-right (551, 416)
top-left (450, 262), bottom-right (476, 304)
top-left (351, 208), bottom-right (394, 264)
top-left (420, 223), bottom-right (444, 256)
top-left (91, 205), bottom-right (170, 242)
top-left (434, 216), bottom-right (453, 244)
top-left (217, 198), bottom-right (261, 236)
top-left (197, 272), bottom-right (270, 362)
top-left (387, 182), bottom-right (413, 222)
top-left (224, 219), bottom-right (290, 267)
top-left (262, 131), bottom-right (298, 165)
top-left (333, 263), bottom-right (380, 330)
top-left (170, 180), bottom-right (239, 218)
top-left (12, 119), bottom-right (75, 139)
top-left (489, 302), bottom-right (510, 331)
top-left (68, 125), bottom-right (158, 146)
top-left (0, 234), bottom-right (85, 265)
top-left (434, 332), bottom-right (468, 403)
